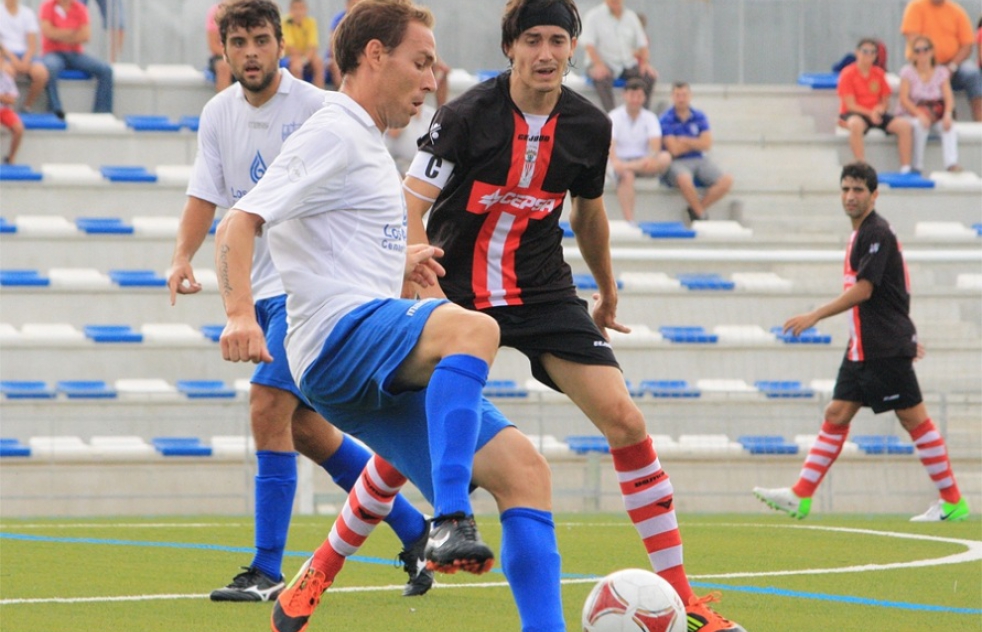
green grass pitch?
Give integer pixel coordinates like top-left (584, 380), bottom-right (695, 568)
top-left (1, 513), bottom-right (980, 631)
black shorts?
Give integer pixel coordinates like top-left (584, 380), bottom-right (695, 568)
top-left (839, 112), bottom-right (896, 134)
top-left (832, 355), bottom-right (922, 414)
top-left (482, 296), bottom-right (621, 392)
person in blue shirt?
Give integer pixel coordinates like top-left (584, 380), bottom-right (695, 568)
top-left (658, 81), bottom-right (733, 222)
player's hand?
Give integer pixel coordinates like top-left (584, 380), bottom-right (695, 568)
top-left (783, 312), bottom-right (818, 337)
top-left (404, 244), bottom-right (445, 289)
top-left (219, 316), bottom-right (273, 364)
top-left (914, 342), bottom-right (926, 362)
top-left (166, 260), bottom-right (202, 305)
top-left (591, 292), bottom-right (630, 340)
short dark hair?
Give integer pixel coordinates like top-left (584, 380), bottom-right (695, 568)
top-left (856, 37), bottom-right (879, 51)
top-left (624, 78), bottom-right (646, 92)
top-left (671, 81), bottom-right (689, 91)
top-left (219, 0), bottom-right (283, 47)
top-left (501, 0), bottom-right (581, 55)
top-left (841, 161), bottom-right (878, 193)
top-left (333, 0), bottom-right (434, 77)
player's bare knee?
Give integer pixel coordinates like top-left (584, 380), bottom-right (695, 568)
top-left (445, 310), bottom-right (500, 360)
top-left (249, 385), bottom-right (296, 444)
top-left (598, 401), bottom-right (647, 448)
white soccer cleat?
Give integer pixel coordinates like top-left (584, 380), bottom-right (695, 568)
top-left (753, 486), bottom-right (811, 519)
top-left (910, 498), bottom-right (970, 522)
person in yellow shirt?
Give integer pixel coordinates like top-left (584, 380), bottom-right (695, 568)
top-left (282, 0), bottom-right (325, 88)
top-left (901, 0), bottom-right (981, 121)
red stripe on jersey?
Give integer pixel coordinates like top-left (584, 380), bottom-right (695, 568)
top-left (844, 231), bottom-right (864, 361)
top-left (465, 112), bottom-right (564, 309)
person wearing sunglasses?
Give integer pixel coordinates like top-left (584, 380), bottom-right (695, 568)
top-left (897, 36), bottom-right (961, 173)
top-left (837, 37), bottom-right (914, 173)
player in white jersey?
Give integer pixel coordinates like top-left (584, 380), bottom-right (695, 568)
top-left (215, 3), bottom-right (566, 631)
top-left (165, 0), bottom-right (431, 603)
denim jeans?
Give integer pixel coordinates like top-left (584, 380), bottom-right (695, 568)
top-left (40, 51), bottom-right (114, 114)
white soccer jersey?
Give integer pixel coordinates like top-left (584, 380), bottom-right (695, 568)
top-left (187, 69), bottom-right (326, 300)
top-left (609, 104), bottom-right (662, 160)
top-left (231, 92), bottom-right (406, 382)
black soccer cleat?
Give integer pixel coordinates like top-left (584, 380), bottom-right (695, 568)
top-left (424, 512), bottom-right (495, 575)
top-left (210, 566), bottom-right (285, 602)
top-left (397, 524), bottom-right (435, 596)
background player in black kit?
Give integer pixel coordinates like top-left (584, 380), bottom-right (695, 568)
top-left (754, 161), bottom-right (970, 524)
top-left (402, 1), bottom-right (745, 630)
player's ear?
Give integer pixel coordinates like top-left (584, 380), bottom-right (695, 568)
top-left (365, 38), bottom-right (385, 69)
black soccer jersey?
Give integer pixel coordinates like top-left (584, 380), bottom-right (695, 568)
top-left (843, 210), bottom-right (917, 360)
top-left (416, 71), bottom-right (611, 310)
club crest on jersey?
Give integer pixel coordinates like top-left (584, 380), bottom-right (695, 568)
top-left (250, 151), bottom-right (267, 183)
top-left (428, 122), bottom-right (441, 144)
top-left (282, 122), bottom-right (302, 141)
top-left (869, 242), bottom-right (880, 254)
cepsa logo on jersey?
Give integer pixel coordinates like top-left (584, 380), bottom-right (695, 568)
top-left (475, 188), bottom-right (560, 213)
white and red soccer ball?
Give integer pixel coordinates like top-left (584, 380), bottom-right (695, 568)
top-left (582, 569), bottom-right (686, 632)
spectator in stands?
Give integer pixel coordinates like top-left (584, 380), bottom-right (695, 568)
top-left (168, 0), bottom-right (432, 603)
top-left (326, 0), bottom-right (362, 87)
top-left (897, 36), bottom-right (961, 173)
top-left (0, 0), bottom-right (49, 112)
top-left (206, 2), bottom-right (233, 91)
top-left (385, 101), bottom-right (435, 176)
top-left (659, 81), bottom-right (733, 222)
top-left (608, 77), bottom-right (671, 224)
top-left (38, 0), bottom-right (113, 117)
top-left (901, 0), bottom-right (981, 122)
top-left (282, 0), bottom-right (325, 88)
top-left (837, 38), bottom-right (913, 173)
top-left (80, 0), bottom-right (122, 62)
top-left (0, 53), bottom-right (24, 163)
top-left (581, 0), bottom-right (657, 112)
top-left (754, 161), bottom-right (970, 525)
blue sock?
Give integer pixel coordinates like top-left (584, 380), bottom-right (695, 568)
top-left (501, 508), bottom-right (565, 632)
top-left (251, 451), bottom-right (297, 581)
top-left (321, 435), bottom-right (426, 548)
top-left (425, 354), bottom-right (487, 518)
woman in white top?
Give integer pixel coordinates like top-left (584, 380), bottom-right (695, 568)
top-left (897, 35), bottom-right (960, 173)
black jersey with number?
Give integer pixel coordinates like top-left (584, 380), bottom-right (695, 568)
top-left (416, 71), bottom-right (611, 310)
top-left (844, 210), bottom-right (917, 360)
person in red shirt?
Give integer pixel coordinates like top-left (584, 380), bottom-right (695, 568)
top-left (838, 38), bottom-right (913, 173)
top-left (37, 0), bottom-right (112, 117)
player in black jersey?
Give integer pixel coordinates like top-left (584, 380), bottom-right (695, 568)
top-left (754, 161), bottom-right (969, 523)
top-left (402, 1), bottom-right (745, 630)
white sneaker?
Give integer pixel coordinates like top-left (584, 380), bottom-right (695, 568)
top-left (753, 486), bottom-right (811, 519)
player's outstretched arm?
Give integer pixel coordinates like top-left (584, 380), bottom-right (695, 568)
top-left (214, 209), bottom-right (271, 364)
top-left (783, 280), bottom-right (873, 336)
top-left (167, 196), bottom-right (218, 305)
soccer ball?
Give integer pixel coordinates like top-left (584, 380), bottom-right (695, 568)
top-left (582, 569), bottom-right (686, 632)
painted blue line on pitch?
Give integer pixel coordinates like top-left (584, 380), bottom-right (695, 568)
top-left (691, 582), bottom-right (982, 615)
top-left (0, 532), bottom-right (596, 580)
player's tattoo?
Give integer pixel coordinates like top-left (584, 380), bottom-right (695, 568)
top-left (219, 244), bottom-right (233, 298)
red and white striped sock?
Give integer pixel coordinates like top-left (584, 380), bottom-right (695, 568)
top-left (792, 421), bottom-right (849, 499)
top-left (909, 418), bottom-right (961, 504)
top-left (311, 454), bottom-right (407, 582)
top-left (610, 436), bottom-right (693, 603)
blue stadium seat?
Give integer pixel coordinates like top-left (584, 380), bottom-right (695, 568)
top-left (180, 116), bottom-right (200, 132)
top-left (566, 435), bottom-right (610, 454)
top-left (100, 166), bottom-right (158, 183)
top-left (558, 220), bottom-right (575, 238)
top-left (152, 437), bottom-right (213, 457)
top-left (56, 380), bottom-right (118, 399)
top-left (0, 217), bottom-right (16, 233)
top-left (19, 112), bottom-right (67, 130)
top-left (76, 217), bottom-right (134, 234)
top-left (209, 217), bottom-right (220, 235)
top-left (0, 164), bottom-right (43, 181)
top-left (972, 223), bottom-right (981, 236)
top-left (483, 380), bottom-right (528, 398)
top-left (201, 324), bottom-right (225, 342)
top-left (639, 380), bottom-right (701, 398)
top-left (754, 381), bottom-right (815, 399)
top-left (573, 273), bottom-right (623, 290)
top-left (677, 273), bottom-right (735, 291)
top-left (125, 115), bottom-right (182, 132)
top-left (852, 435), bottom-right (915, 455)
top-left (737, 435), bottom-right (799, 454)
top-left (638, 221), bottom-right (696, 239)
top-left (659, 326), bottom-right (718, 343)
top-left (84, 325), bottom-right (144, 343)
top-left (0, 438), bottom-right (31, 458)
top-left (878, 172), bottom-right (935, 189)
top-left (59, 69), bottom-right (92, 80)
top-left (771, 326), bottom-right (831, 344)
top-left (797, 72), bottom-right (838, 89)
top-left (476, 70), bottom-right (502, 82)
top-left (176, 380), bottom-right (237, 399)
top-left (0, 381), bottom-right (56, 399)
top-left (0, 269), bottom-right (50, 286)
top-left (109, 269), bottom-right (166, 287)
